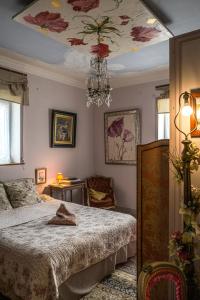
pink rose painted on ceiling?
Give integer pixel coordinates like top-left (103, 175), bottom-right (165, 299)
top-left (67, 38), bottom-right (87, 45)
top-left (91, 43), bottom-right (111, 58)
top-left (119, 15), bottom-right (130, 20)
top-left (131, 26), bottom-right (160, 42)
top-left (67, 0), bottom-right (99, 12)
top-left (121, 20), bottom-right (129, 25)
top-left (119, 15), bottom-right (130, 26)
top-left (24, 11), bottom-right (69, 33)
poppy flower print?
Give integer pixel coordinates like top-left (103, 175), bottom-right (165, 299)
top-left (119, 15), bottom-right (130, 20)
top-left (131, 26), bottom-right (161, 42)
top-left (68, 38), bottom-right (87, 45)
top-left (119, 15), bottom-right (130, 25)
top-left (24, 11), bottom-right (69, 33)
top-left (91, 43), bottom-right (111, 58)
top-left (15, 0), bottom-right (171, 58)
top-left (67, 0), bottom-right (99, 12)
top-left (108, 117), bottom-right (124, 138)
top-left (122, 129), bottom-right (134, 142)
top-left (107, 117), bottom-right (135, 160)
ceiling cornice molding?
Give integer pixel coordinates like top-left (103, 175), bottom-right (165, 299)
top-left (111, 65), bottom-right (169, 88)
top-left (0, 47), bottom-right (85, 89)
top-left (0, 47), bottom-right (169, 89)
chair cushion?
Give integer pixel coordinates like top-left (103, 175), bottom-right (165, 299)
top-left (0, 183), bottom-right (12, 211)
top-left (89, 188), bottom-right (108, 201)
top-left (4, 178), bottom-right (41, 208)
top-left (90, 196), bottom-right (115, 208)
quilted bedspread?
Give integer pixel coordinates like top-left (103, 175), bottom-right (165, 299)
top-left (0, 198), bottom-right (136, 300)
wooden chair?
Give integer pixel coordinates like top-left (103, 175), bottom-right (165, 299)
top-left (85, 175), bottom-right (115, 209)
top-left (138, 261), bottom-right (187, 300)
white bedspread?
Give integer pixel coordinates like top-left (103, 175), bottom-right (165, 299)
top-left (0, 199), bottom-right (136, 300)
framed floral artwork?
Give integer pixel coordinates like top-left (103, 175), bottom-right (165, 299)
top-left (190, 90), bottom-right (200, 137)
top-left (51, 110), bottom-right (77, 148)
top-left (104, 109), bottom-right (140, 165)
top-left (35, 168), bottom-right (47, 184)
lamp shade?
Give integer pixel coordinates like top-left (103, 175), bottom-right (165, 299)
top-left (56, 172), bottom-right (63, 182)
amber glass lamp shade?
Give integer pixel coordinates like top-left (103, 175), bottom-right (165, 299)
top-left (56, 173), bottom-right (63, 184)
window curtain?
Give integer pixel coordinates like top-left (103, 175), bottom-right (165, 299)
top-left (156, 84), bottom-right (170, 113)
top-left (0, 67), bottom-right (28, 105)
top-left (0, 100), bottom-right (10, 163)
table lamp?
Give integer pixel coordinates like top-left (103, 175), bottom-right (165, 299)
top-left (56, 172), bottom-right (63, 184)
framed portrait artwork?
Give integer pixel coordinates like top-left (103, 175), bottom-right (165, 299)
top-left (51, 110), bottom-right (77, 148)
top-left (190, 90), bottom-right (200, 137)
top-left (104, 109), bottom-right (140, 165)
top-left (35, 168), bottom-right (47, 185)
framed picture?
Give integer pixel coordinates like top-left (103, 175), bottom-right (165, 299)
top-left (51, 110), bottom-right (77, 148)
top-left (104, 109), bottom-right (140, 165)
top-left (35, 168), bottom-right (47, 185)
top-left (190, 91), bottom-right (200, 137)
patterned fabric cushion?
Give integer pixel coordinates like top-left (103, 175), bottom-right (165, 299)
top-left (89, 188), bottom-right (108, 201)
top-left (90, 196), bottom-right (115, 208)
top-left (4, 178), bottom-right (41, 208)
top-left (0, 183), bottom-right (12, 211)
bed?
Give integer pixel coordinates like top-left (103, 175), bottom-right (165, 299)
top-left (0, 196), bottom-right (136, 300)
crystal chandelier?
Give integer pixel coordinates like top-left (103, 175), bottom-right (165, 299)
top-left (86, 56), bottom-right (112, 108)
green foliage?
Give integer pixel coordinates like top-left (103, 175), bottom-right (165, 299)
top-left (170, 143), bottom-right (199, 182)
top-left (169, 142), bottom-right (200, 281)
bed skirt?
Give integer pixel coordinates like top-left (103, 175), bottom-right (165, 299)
top-left (0, 242), bottom-right (135, 300)
top-left (59, 241), bottom-right (136, 300)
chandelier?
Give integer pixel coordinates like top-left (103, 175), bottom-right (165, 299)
top-left (86, 56), bottom-right (112, 108)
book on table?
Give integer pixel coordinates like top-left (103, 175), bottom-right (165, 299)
top-left (61, 178), bottom-right (83, 185)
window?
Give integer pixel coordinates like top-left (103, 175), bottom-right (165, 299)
top-left (156, 97), bottom-right (170, 140)
top-left (0, 99), bottom-right (21, 164)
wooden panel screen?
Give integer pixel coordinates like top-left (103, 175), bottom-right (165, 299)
top-left (137, 139), bottom-right (169, 275)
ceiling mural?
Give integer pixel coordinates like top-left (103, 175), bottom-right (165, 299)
top-left (13, 0), bottom-right (172, 58)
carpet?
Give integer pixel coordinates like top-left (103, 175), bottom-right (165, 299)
top-left (82, 257), bottom-right (137, 300)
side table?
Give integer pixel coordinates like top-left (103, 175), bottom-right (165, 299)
top-left (49, 182), bottom-right (85, 205)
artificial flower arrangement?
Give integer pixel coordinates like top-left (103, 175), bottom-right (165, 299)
top-left (169, 142), bottom-right (200, 282)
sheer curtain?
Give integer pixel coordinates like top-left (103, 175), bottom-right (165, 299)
top-left (0, 68), bottom-right (27, 165)
top-left (10, 102), bottom-right (21, 163)
top-left (157, 98), bottom-right (170, 140)
top-left (0, 100), bottom-right (10, 163)
top-left (0, 99), bottom-right (21, 164)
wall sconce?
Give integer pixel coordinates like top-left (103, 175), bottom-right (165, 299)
top-left (56, 172), bottom-right (63, 184)
top-left (174, 91), bottom-right (197, 205)
top-left (174, 91), bottom-right (197, 139)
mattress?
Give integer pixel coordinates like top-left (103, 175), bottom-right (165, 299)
top-left (0, 199), bottom-right (136, 300)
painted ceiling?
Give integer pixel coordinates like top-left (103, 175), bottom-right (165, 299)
top-left (0, 0), bottom-right (200, 86)
top-left (13, 0), bottom-right (172, 58)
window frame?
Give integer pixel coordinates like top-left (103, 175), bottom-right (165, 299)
top-left (157, 111), bottom-right (170, 140)
top-left (155, 97), bottom-right (170, 140)
top-left (0, 99), bottom-right (24, 166)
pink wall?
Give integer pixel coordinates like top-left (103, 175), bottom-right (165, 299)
top-left (0, 74), bottom-right (94, 200)
top-left (94, 80), bottom-right (168, 210)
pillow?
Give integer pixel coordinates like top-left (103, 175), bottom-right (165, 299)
top-left (0, 183), bottom-right (12, 211)
top-left (4, 178), bottom-right (41, 208)
top-left (89, 188), bottom-right (108, 201)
